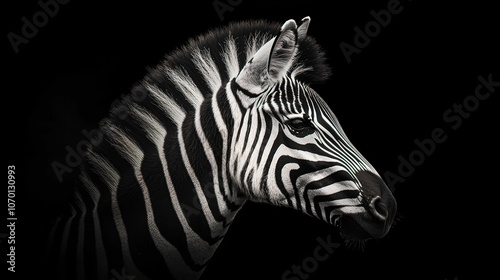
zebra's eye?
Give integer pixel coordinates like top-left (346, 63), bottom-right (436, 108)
top-left (286, 117), bottom-right (314, 135)
top-left (288, 118), bottom-right (308, 131)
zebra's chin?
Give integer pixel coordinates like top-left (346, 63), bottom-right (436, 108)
top-left (336, 216), bottom-right (377, 240)
top-left (331, 212), bottom-right (393, 241)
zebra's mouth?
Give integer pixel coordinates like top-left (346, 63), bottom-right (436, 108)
top-left (339, 216), bottom-right (373, 240)
top-left (331, 215), bottom-right (373, 240)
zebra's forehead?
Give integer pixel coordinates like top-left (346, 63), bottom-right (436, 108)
top-left (263, 76), bottom-right (334, 120)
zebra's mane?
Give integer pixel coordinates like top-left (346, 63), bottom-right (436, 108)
top-left (155, 19), bottom-right (333, 92)
top-left (81, 19), bottom-right (332, 189)
top-left (110, 19), bottom-right (332, 127)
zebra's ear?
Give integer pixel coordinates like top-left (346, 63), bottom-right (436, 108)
top-left (297, 16), bottom-right (310, 41)
top-left (235, 19), bottom-right (298, 94)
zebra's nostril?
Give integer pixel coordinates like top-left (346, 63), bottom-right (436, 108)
top-left (368, 196), bottom-right (387, 221)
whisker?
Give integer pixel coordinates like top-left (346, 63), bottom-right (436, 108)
top-left (390, 211), bottom-right (406, 229)
top-left (344, 239), bottom-right (368, 252)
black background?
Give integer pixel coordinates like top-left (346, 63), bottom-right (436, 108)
top-left (3, 0), bottom-right (499, 279)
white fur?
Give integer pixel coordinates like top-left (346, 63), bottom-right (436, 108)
top-left (221, 35), bottom-right (240, 79)
top-left (192, 48), bottom-right (221, 93)
top-left (163, 66), bottom-right (204, 108)
top-left (144, 82), bottom-right (186, 126)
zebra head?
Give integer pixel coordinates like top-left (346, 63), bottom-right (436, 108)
top-left (229, 17), bottom-right (396, 240)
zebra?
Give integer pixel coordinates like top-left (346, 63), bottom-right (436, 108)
top-left (47, 16), bottom-right (397, 279)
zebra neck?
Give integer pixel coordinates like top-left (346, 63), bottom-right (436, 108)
top-left (155, 94), bottom-right (248, 275)
top-left (50, 93), bottom-right (248, 279)
top-left (178, 92), bottom-right (247, 217)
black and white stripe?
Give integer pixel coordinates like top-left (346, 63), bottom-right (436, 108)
top-left (49, 17), bottom-right (396, 280)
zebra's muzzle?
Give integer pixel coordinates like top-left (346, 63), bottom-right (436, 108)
top-left (335, 171), bottom-right (397, 240)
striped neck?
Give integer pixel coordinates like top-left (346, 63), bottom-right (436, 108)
top-left (155, 87), bottom-right (247, 278)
